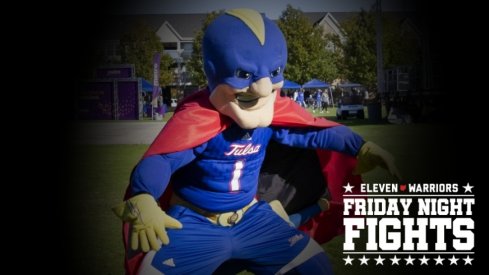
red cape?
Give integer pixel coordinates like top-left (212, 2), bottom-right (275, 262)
top-left (144, 89), bottom-right (340, 156)
top-left (123, 89), bottom-right (361, 274)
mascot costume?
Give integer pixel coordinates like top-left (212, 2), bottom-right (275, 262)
top-left (113, 9), bottom-right (399, 275)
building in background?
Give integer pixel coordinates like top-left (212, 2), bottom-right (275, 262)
top-left (94, 11), bottom-right (436, 112)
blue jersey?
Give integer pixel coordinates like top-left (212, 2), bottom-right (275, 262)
top-left (315, 92), bottom-right (322, 101)
top-left (297, 92), bottom-right (304, 101)
top-left (131, 124), bottom-right (363, 212)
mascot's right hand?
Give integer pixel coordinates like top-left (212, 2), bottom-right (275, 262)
top-left (353, 141), bottom-right (401, 179)
top-left (112, 193), bottom-right (182, 252)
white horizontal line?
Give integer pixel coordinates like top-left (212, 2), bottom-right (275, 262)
top-left (343, 251), bottom-right (474, 254)
top-left (343, 194), bottom-right (474, 197)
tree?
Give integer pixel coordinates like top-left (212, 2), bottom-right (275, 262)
top-left (383, 17), bottom-right (421, 68)
top-left (277, 5), bottom-right (338, 84)
top-left (340, 10), bottom-right (378, 91)
top-left (187, 11), bottom-right (221, 88)
top-left (120, 21), bottom-right (173, 86)
top-left (330, 9), bottom-right (422, 92)
top-left (324, 32), bottom-right (348, 81)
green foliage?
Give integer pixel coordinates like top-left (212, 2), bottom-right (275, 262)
top-left (330, 10), bottom-right (422, 92)
top-left (324, 32), bottom-right (347, 81)
top-left (382, 17), bottom-right (421, 68)
top-left (120, 21), bottom-right (173, 86)
top-left (187, 11), bottom-right (221, 88)
top-left (278, 5), bottom-right (338, 84)
top-left (341, 10), bottom-right (377, 90)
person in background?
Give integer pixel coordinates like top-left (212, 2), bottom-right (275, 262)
top-left (322, 91), bottom-right (330, 113)
top-left (314, 89), bottom-right (323, 113)
top-left (296, 88), bottom-right (306, 108)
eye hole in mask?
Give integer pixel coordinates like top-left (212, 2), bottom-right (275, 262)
top-left (270, 67), bottom-right (281, 78)
top-left (235, 69), bottom-right (252, 79)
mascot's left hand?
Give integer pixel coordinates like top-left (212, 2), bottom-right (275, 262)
top-left (353, 141), bottom-right (401, 179)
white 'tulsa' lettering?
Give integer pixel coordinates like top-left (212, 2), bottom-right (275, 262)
top-left (224, 144), bottom-right (261, 156)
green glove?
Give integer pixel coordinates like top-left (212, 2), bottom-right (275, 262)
top-left (353, 141), bottom-right (401, 179)
top-left (317, 198), bottom-right (330, 212)
top-left (112, 194), bottom-right (182, 252)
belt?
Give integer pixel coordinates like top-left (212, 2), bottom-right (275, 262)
top-left (170, 193), bottom-right (257, 226)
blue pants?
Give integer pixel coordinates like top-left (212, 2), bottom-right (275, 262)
top-left (138, 201), bottom-right (332, 274)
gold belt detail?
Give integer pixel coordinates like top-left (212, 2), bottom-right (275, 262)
top-left (170, 194), bottom-right (257, 226)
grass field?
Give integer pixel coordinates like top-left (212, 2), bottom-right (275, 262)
top-left (68, 115), bottom-right (456, 274)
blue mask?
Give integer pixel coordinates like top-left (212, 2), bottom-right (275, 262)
top-left (203, 9), bottom-right (287, 92)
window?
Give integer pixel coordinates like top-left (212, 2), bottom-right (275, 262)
top-left (181, 42), bottom-right (193, 59)
top-left (162, 42), bottom-right (177, 50)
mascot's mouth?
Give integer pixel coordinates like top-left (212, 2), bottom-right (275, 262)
top-left (236, 93), bottom-right (260, 107)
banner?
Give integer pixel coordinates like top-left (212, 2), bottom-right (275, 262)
top-left (152, 52), bottom-right (161, 107)
top-left (77, 80), bottom-right (115, 120)
top-left (116, 79), bottom-right (140, 120)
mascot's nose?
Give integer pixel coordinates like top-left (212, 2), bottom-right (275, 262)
top-left (249, 77), bottom-right (273, 97)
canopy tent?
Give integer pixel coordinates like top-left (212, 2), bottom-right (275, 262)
top-left (282, 79), bottom-right (301, 89)
top-left (142, 79), bottom-right (153, 92)
top-left (302, 79), bottom-right (330, 88)
top-left (303, 79), bottom-right (334, 106)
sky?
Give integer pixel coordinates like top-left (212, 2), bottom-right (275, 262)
top-left (116, 0), bottom-right (415, 18)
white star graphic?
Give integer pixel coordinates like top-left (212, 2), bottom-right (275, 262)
top-left (434, 255), bottom-right (444, 265)
top-left (463, 182), bottom-right (474, 193)
top-left (343, 255), bottom-right (354, 265)
top-left (449, 255), bottom-right (459, 265)
top-left (404, 255), bottom-right (415, 265)
top-left (419, 255), bottom-right (429, 265)
top-left (359, 255), bottom-right (369, 265)
top-left (462, 255), bottom-right (473, 265)
top-left (343, 182), bottom-right (354, 193)
top-left (374, 255), bottom-right (385, 265)
top-left (390, 255), bottom-right (401, 265)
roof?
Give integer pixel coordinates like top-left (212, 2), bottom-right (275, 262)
top-left (302, 12), bottom-right (360, 25)
top-left (303, 12), bottom-right (327, 24)
top-left (96, 14), bottom-right (208, 40)
top-left (97, 11), bottom-right (421, 40)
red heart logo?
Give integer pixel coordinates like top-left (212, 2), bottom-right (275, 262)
top-left (400, 184), bottom-right (407, 191)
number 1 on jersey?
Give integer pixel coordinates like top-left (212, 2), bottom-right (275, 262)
top-left (230, 160), bottom-right (244, 191)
